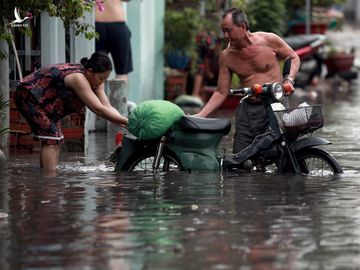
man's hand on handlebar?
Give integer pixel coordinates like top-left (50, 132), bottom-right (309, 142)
top-left (283, 81), bottom-right (295, 96)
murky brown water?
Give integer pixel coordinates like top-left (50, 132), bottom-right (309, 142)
top-left (1, 78), bottom-right (360, 270)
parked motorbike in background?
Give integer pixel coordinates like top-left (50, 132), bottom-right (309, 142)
top-left (110, 60), bottom-right (343, 176)
top-left (284, 34), bottom-right (326, 88)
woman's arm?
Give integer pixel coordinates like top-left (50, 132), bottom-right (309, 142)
top-left (64, 73), bottom-right (128, 126)
top-left (93, 82), bottom-right (124, 116)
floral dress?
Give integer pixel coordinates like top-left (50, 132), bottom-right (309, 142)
top-left (15, 63), bottom-right (85, 145)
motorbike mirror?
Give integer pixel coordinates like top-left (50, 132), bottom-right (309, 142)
top-left (283, 57), bottom-right (291, 78)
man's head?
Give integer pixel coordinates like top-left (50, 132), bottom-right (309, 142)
top-left (221, 8), bottom-right (249, 46)
top-left (222, 8), bottom-right (249, 30)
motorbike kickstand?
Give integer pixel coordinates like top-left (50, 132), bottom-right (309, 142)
top-left (153, 136), bottom-right (167, 172)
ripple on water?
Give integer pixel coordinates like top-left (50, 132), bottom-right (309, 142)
top-left (2, 86), bottom-right (360, 269)
top-left (58, 161), bottom-right (115, 172)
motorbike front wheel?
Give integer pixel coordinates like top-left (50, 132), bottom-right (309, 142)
top-left (122, 150), bottom-right (183, 172)
top-left (294, 147), bottom-right (343, 176)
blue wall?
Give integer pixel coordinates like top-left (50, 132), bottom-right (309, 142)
top-left (126, 0), bottom-right (165, 104)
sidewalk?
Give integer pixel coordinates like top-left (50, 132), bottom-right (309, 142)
top-left (291, 22), bottom-right (360, 105)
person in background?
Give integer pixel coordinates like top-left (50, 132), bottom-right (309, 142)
top-left (95, 0), bottom-right (133, 82)
top-left (192, 31), bottom-right (224, 98)
top-left (194, 8), bottom-right (300, 154)
top-left (15, 51), bottom-right (128, 172)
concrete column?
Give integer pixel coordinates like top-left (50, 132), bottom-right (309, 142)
top-left (0, 40), bottom-right (9, 155)
top-left (107, 80), bottom-right (128, 127)
top-left (68, 13), bottom-right (111, 134)
top-left (154, 0), bottom-right (165, 100)
top-left (67, 12), bottom-right (97, 153)
top-left (344, 0), bottom-right (360, 22)
top-left (68, 14), bottom-right (95, 63)
top-left (356, 1), bottom-right (360, 23)
top-left (40, 12), bottom-right (65, 65)
top-left (24, 35), bottom-right (31, 72)
top-left (106, 80), bottom-right (128, 143)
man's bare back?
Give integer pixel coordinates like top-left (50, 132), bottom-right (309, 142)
top-left (95, 0), bottom-right (127, 22)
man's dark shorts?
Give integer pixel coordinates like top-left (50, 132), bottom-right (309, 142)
top-left (95, 22), bottom-right (133, 75)
top-left (233, 99), bottom-right (269, 154)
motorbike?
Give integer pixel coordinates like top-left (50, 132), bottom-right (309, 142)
top-left (284, 34), bottom-right (326, 88)
top-left (110, 60), bottom-right (343, 176)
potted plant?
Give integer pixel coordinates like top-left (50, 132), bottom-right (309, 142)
top-left (324, 45), bottom-right (355, 76)
top-left (247, 0), bottom-right (287, 36)
top-left (163, 4), bottom-right (208, 100)
top-left (285, 0), bottom-right (346, 34)
top-left (164, 7), bottom-right (203, 70)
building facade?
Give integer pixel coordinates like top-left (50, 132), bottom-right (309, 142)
top-left (8, 0), bottom-right (165, 152)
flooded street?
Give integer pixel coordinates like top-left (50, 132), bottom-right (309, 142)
top-left (1, 78), bottom-right (360, 269)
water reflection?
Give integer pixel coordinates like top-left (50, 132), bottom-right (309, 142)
top-left (1, 79), bottom-right (360, 269)
top-left (1, 166), bottom-right (360, 269)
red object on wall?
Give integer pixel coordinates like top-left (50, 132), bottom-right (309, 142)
top-left (291, 23), bottom-right (328, 35)
top-left (115, 131), bottom-right (123, 146)
top-left (165, 72), bottom-right (188, 101)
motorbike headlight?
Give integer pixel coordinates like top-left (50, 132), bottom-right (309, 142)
top-left (271, 83), bottom-right (284, 101)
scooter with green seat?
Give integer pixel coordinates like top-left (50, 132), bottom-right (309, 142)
top-left (110, 59), bottom-right (343, 176)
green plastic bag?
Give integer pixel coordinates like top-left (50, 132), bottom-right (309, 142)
top-left (128, 100), bottom-right (184, 140)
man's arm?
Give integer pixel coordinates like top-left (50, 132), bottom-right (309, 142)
top-left (194, 52), bottom-right (231, 117)
top-left (270, 33), bottom-right (300, 81)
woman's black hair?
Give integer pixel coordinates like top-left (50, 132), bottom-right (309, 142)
top-left (80, 51), bottom-right (113, 73)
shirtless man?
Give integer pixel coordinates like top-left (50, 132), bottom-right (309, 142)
top-left (194, 8), bottom-right (300, 153)
top-left (95, 0), bottom-right (133, 81)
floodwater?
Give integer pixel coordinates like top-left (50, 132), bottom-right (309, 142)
top-left (1, 80), bottom-right (360, 270)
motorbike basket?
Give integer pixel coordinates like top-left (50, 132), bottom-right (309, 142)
top-left (274, 105), bottom-right (323, 136)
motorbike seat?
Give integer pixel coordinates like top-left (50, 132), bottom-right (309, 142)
top-left (284, 34), bottom-right (325, 50)
top-left (179, 115), bottom-right (231, 134)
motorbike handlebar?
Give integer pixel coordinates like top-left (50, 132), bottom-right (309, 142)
top-left (229, 84), bottom-right (262, 96)
top-left (283, 83), bottom-right (294, 96)
top-left (230, 83), bottom-right (294, 97)
top-left (229, 87), bottom-right (252, 95)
